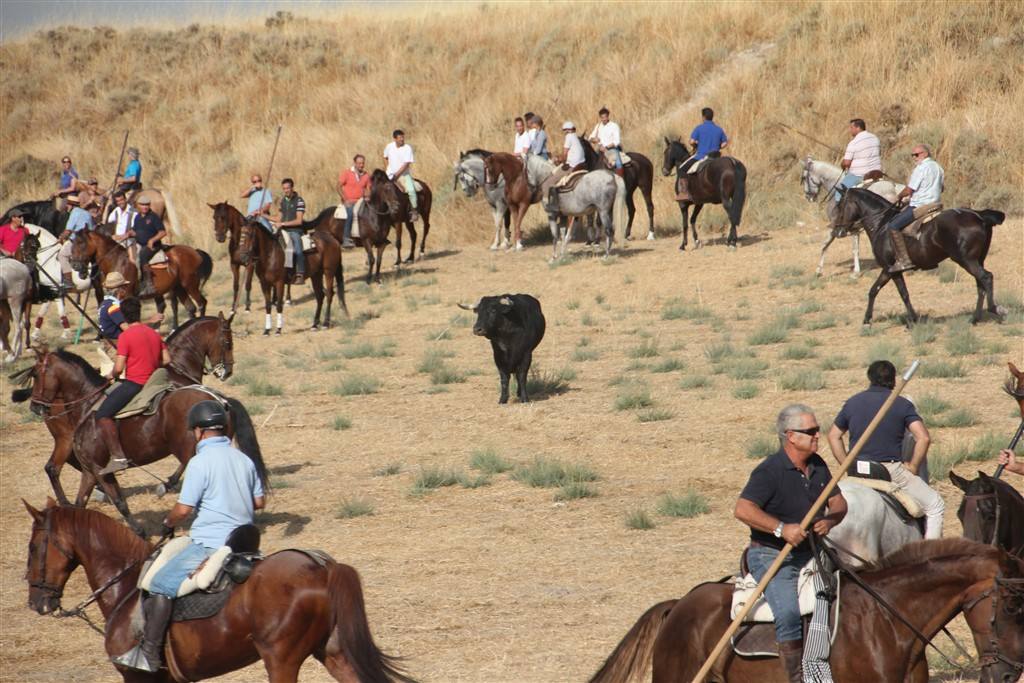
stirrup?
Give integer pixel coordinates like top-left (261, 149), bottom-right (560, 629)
top-left (99, 457), bottom-right (132, 476)
top-left (111, 645), bottom-right (161, 673)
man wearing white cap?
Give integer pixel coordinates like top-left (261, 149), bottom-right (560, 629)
top-left (559, 122), bottom-right (587, 172)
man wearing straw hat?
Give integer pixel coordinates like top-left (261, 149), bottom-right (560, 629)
top-left (734, 404), bottom-right (847, 682)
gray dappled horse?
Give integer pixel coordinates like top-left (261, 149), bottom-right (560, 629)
top-left (1, 255), bottom-right (33, 363)
top-left (524, 155), bottom-right (626, 260)
top-left (830, 479), bottom-right (922, 567)
top-left (453, 150), bottom-right (512, 250)
top-left (800, 156), bottom-right (904, 277)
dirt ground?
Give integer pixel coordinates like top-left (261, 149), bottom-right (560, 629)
top-left (1, 207), bottom-right (1022, 682)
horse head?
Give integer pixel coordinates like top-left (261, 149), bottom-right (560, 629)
top-left (801, 157), bottom-right (822, 201)
top-left (23, 498), bottom-right (73, 615)
top-left (1006, 363), bottom-right (1024, 420)
top-left (952, 471), bottom-right (1000, 545)
top-left (67, 231), bottom-right (94, 278)
top-left (985, 555), bottom-right (1024, 683)
top-left (209, 201), bottom-right (236, 244)
top-left (482, 156), bottom-right (500, 186)
top-left (453, 160), bottom-right (478, 197)
top-left (18, 232), bottom-right (41, 263)
top-left (661, 137), bottom-right (687, 177)
top-left (369, 170), bottom-right (400, 216)
top-left (212, 311), bottom-right (235, 380)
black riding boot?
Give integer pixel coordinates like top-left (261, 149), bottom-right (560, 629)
top-left (136, 266), bottom-right (156, 297)
top-left (888, 230), bottom-right (915, 273)
top-left (778, 639), bottom-right (803, 683)
top-left (97, 417), bottom-right (132, 475)
top-left (111, 594), bottom-right (172, 672)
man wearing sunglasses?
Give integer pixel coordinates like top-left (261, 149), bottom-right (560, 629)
top-left (828, 360), bottom-right (942, 539)
top-left (735, 404), bottom-right (847, 682)
top-left (880, 143), bottom-right (945, 273)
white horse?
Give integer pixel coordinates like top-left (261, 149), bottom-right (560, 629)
top-left (26, 224), bottom-right (93, 341)
top-left (800, 156), bottom-right (905, 277)
top-left (0, 256), bottom-right (33, 363)
top-left (829, 479), bottom-right (922, 568)
top-left (453, 151), bottom-right (513, 251)
top-left (525, 156), bottom-right (627, 260)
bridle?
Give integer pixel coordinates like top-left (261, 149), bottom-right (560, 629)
top-left (169, 320), bottom-right (233, 383)
top-left (454, 163), bottom-right (480, 195)
top-left (26, 510), bottom-right (75, 602)
top-left (29, 353), bottom-right (110, 421)
top-left (975, 575), bottom-right (1024, 678)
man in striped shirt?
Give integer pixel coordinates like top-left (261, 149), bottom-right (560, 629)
top-left (836, 118), bottom-right (882, 201)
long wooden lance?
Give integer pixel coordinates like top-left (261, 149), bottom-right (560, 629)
top-left (775, 120), bottom-right (843, 156)
top-left (103, 130), bottom-right (130, 222)
top-left (234, 125), bottom-right (282, 312)
top-left (690, 360), bottom-right (920, 683)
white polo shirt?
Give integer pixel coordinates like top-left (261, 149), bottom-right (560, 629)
top-left (514, 131), bottom-right (531, 156)
top-left (595, 121), bottom-right (621, 148)
top-left (383, 141), bottom-right (414, 179)
top-left (907, 157), bottom-right (944, 207)
top-left (843, 130), bottom-right (882, 177)
top-left (564, 133), bottom-right (585, 167)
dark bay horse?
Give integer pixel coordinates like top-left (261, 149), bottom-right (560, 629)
top-left (14, 349), bottom-right (265, 533)
top-left (483, 153), bottom-right (534, 250)
top-left (69, 229), bottom-right (212, 328)
top-left (10, 314), bottom-right (236, 506)
top-left (237, 208), bottom-right (347, 334)
top-left (1, 200), bottom-right (68, 237)
top-left (588, 539), bottom-right (1024, 683)
top-left (24, 501), bottom-right (417, 683)
top-left (834, 187), bottom-right (1006, 325)
top-left (662, 139), bottom-right (747, 250)
top-left (368, 169), bottom-right (433, 263)
top-left (209, 202), bottom-right (256, 312)
top-left (580, 139), bottom-right (656, 240)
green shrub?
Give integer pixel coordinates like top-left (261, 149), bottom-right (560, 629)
top-left (805, 315), bottom-right (837, 331)
top-left (572, 347), bottom-right (599, 362)
top-left (662, 298), bottom-right (714, 321)
top-left (930, 407), bottom-right (978, 428)
top-left (865, 339), bottom-right (905, 369)
top-left (944, 324), bottom-right (982, 356)
top-left (333, 374), bottom-right (381, 396)
top-left (249, 379), bottom-right (284, 396)
top-left (915, 394), bottom-right (951, 419)
top-left (457, 473), bottom-right (492, 489)
top-left (650, 358), bottom-right (685, 373)
top-left (918, 360), bottom-right (966, 378)
top-left (430, 366), bottom-right (466, 385)
top-left (748, 317), bottom-right (792, 345)
top-left (555, 481), bottom-right (598, 500)
top-left (746, 435), bottom-right (777, 459)
top-left (679, 375), bottom-right (711, 390)
top-left (470, 448), bottom-right (513, 474)
top-left (656, 490), bottom-right (710, 518)
top-left (726, 358), bottom-right (769, 380)
top-left (332, 416), bottom-right (352, 431)
top-left (513, 456), bottom-right (598, 488)
top-left (638, 408), bottom-right (674, 423)
top-left (418, 347), bottom-right (455, 373)
top-left (625, 508), bottom-right (656, 530)
top-left (820, 355), bottom-right (851, 371)
top-left (373, 462), bottom-right (402, 477)
top-left (336, 497), bottom-right (375, 518)
top-left (910, 320), bottom-right (940, 345)
top-left (704, 341), bottom-right (735, 363)
top-left (777, 370), bottom-right (825, 391)
top-left (780, 344), bottom-right (816, 360)
top-left (342, 340), bottom-right (395, 358)
top-left (411, 466), bottom-right (460, 495)
top-left (733, 383), bottom-right (761, 399)
top-left (628, 340), bottom-right (660, 358)
top-left (615, 384), bottom-right (653, 410)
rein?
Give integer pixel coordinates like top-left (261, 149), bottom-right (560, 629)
top-left (982, 576), bottom-right (1024, 676)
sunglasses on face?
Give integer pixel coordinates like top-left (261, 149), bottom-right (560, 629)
top-left (790, 427), bottom-right (820, 437)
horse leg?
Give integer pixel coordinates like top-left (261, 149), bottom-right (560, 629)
top-left (73, 469), bottom-right (99, 508)
top-left (624, 190), bottom-right (636, 240)
top-left (393, 223), bottom-right (403, 268)
top-left (890, 273), bottom-right (919, 325)
top-left (262, 281), bottom-right (273, 336)
top-left (863, 270), bottom-right (892, 325)
top-left (419, 207), bottom-right (430, 256)
top-left (97, 473), bottom-right (143, 534)
top-left (375, 245), bottom-right (385, 284)
top-left (157, 461), bottom-right (186, 498)
top-left (816, 231), bottom-right (836, 277)
top-left (245, 264), bottom-right (254, 312)
top-left (177, 286), bottom-right (197, 320)
top-left (44, 443), bottom-right (74, 507)
top-left (643, 185), bottom-right (655, 240)
top-left (364, 245), bottom-right (374, 285)
top-left (323, 268), bottom-right (334, 328)
top-left (310, 274), bottom-right (324, 330)
top-left (851, 232), bottom-right (861, 276)
top-left (31, 301), bottom-right (48, 341)
top-left (404, 220), bottom-right (418, 263)
top-left (316, 650), bottom-right (359, 683)
top-left (690, 204), bottom-right (703, 249)
top-left (549, 215), bottom-right (560, 261)
top-left (955, 258), bottom-right (1000, 323)
top-left (285, 283), bottom-right (292, 307)
top-left (259, 654), bottom-right (303, 683)
top-left (154, 295), bottom-right (167, 330)
top-left (230, 262), bottom-right (240, 312)
top-left (677, 203), bottom-right (688, 251)
top-left (275, 281), bottom-right (285, 334)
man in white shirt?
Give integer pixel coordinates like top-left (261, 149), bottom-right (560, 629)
top-left (883, 144), bottom-right (944, 273)
top-left (837, 118), bottom-right (882, 201)
top-left (383, 129), bottom-right (418, 222)
top-left (108, 191), bottom-right (137, 253)
top-left (513, 117), bottom-right (531, 158)
top-left (589, 107), bottom-right (623, 175)
top-left (559, 122), bottom-right (587, 172)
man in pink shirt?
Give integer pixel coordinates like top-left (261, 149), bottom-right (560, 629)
top-left (336, 154), bottom-right (371, 248)
top-left (0, 209), bottom-right (29, 257)
top-left (836, 118), bottom-right (883, 201)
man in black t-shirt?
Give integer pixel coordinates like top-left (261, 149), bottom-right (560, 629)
top-left (272, 178), bottom-right (307, 285)
top-left (735, 404), bottom-right (847, 682)
top-left (132, 197), bottom-right (166, 297)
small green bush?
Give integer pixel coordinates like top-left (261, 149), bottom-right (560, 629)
top-left (915, 394), bottom-right (951, 419)
top-left (865, 339), bottom-right (905, 369)
top-left (625, 508), bottom-right (656, 530)
top-left (918, 360), bottom-right (966, 378)
top-left (418, 348), bottom-right (455, 373)
top-left (555, 481), bottom-right (598, 500)
top-left (704, 341), bottom-right (735, 363)
top-left (513, 456), bottom-right (598, 488)
top-left (780, 344), bottom-right (816, 360)
top-left (336, 497), bottom-right (375, 518)
top-left (656, 490), bottom-right (710, 518)
top-left (679, 375), bottom-right (711, 390)
top-left (909, 321), bottom-right (940, 345)
top-left (726, 358), bottom-right (769, 380)
top-left (930, 407), bottom-right (978, 428)
top-left (430, 366), bottom-right (466, 385)
top-left (944, 324), bottom-right (982, 356)
top-left (615, 384), bottom-right (653, 410)
top-left (332, 416), bottom-right (352, 431)
top-left (411, 466), bottom-right (460, 495)
top-left (470, 448), bottom-right (513, 474)
top-left (249, 379), bottom-right (284, 396)
top-left (638, 408), bottom-right (674, 423)
top-left (342, 340), bottom-right (395, 359)
top-left (777, 371), bottom-right (825, 391)
top-left (628, 340), bottom-right (660, 359)
top-left (748, 318), bottom-right (792, 345)
top-left (457, 473), bottom-right (492, 489)
top-left (805, 315), bottom-right (837, 331)
top-left (333, 374), bottom-right (381, 396)
top-left (373, 462), bottom-right (402, 477)
top-left (650, 358), bottom-right (685, 373)
top-left (733, 383), bottom-right (761, 399)
top-left (820, 355), bottom-right (851, 371)
top-left (746, 435), bottom-right (777, 459)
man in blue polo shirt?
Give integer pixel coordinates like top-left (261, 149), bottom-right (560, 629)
top-left (132, 197), bottom-right (166, 297)
top-left (736, 403), bottom-right (846, 682)
top-left (115, 147), bottom-right (143, 198)
top-left (675, 107), bottom-right (728, 201)
top-left (828, 360), bottom-right (942, 538)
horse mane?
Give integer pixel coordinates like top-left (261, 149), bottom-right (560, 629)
top-left (371, 169), bottom-right (390, 184)
top-left (54, 349), bottom-right (105, 386)
top-left (303, 206), bottom-right (336, 229)
top-left (55, 505), bottom-right (151, 560)
top-left (847, 187), bottom-right (895, 210)
top-left (165, 315), bottom-right (217, 344)
top-left (462, 148), bottom-right (492, 159)
top-left (1, 200), bottom-right (50, 223)
top-left (865, 537), bottom-right (997, 572)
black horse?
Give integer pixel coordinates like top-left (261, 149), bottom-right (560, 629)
top-left (951, 471), bottom-right (1024, 556)
top-left (1, 200), bottom-right (68, 237)
top-left (834, 187), bottom-right (1005, 325)
top-left (661, 139), bottom-right (747, 250)
top-left (579, 138), bottom-right (656, 240)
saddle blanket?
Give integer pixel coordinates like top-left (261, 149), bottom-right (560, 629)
top-left (901, 202), bottom-right (943, 239)
top-left (844, 476), bottom-right (925, 518)
top-left (687, 156), bottom-right (711, 175)
top-left (731, 558), bottom-right (831, 622)
top-left (555, 170), bottom-right (589, 190)
top-left (149, 249), bottom-right (167, 267)
top-left (299, 233), bottom-right (317, 253)
top-left (602, 149), bottom-right (633, 166)
top-left (333, 199), bottom-right (365, 238)
top-left (92, 367), bottom-right (174, 419)
top-left (139, 536), bottom-right (235, 598)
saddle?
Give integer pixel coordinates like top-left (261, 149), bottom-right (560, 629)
top-left (92, 368), bottom-right (174, 419)
top-left (148, 248), bottom-right (168, 269)
top-left (899, 203), bottom-right (943, 240)
top-left (555, 170), bottom-right (589, 192)
top-left (686, 156), bottom-right (712, 176)
top-left (602, 149), bottom-right (633, 167)
top-left (333, 199), bottom-right (365, 238)
top-left (846, 461), bottom-right (925, 522)
top-left (299, 233), bottom-right (317, 253)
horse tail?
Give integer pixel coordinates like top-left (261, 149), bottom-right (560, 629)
top-left (197, 249), bottom-right (213, 286)
top-left (325, 562), bottom-right (418, 683)
top-left (587, 599), bottom-right (678, 683)
top-left (161, 189), bottom-right (182, 239)
top-left (723, 159), bottom-right (747, 227)
top-left (977, 209), bottom-right (1005, 229)
top-left (612, 174), bottom-right (627, 243)
top-left (334, 254), bottom-right (349, 318)
top-left (224, 397), bottom-right (270, 494)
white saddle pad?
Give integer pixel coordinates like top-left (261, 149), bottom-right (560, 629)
top-left (149, 250), bottom-right (167, 265)
top-left (731, 557), bottom-right (820, 622)
top-left (687, 157), bottom-right (711, 175)
top-left (844, 475), bottom-right (925, 518)
top-left (603, 149), bottom-right (633, 166)
top-left (300, 233), bottom-right (316, 252)
top-left (333, 204), bottom-right (348, 219)
top-left (139, 538), bottom-right (232, 597)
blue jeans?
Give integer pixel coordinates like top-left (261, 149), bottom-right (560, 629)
top-left (886, 206), bottom-right (915, 232)
top-left (148, 540), bottom-right (212, 597)
top-left (610, 147), bottom-right (623, 169)
top-left (285, 229), bottom-right (304, 273)
top-left (835, 173), bottom-right (861, 201)
top-left (746, 544), bottom-right (812, 643)
top-left (343, 203), bottom-right (355, 241)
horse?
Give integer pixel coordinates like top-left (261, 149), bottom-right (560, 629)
top-left (579, 138), bottom-right (656, 241)
top-left (800, 156), bottom-right (906, 277)
top-left (1, 253), bottom-right (33, 363)
top-left (209, 202), bottom-right (257, 312)
top-left (368, 169), bottom-right (433, 263)
top-left (23, 501), bottom-right (418, 683)
top-left (833, 187), bottom-right (1006, 325)
top-left (338, 190), bottom-right (396, 285)
top-left (662, 139), bottom-right (747, 250)
top-left (587, 539), bottom-right (1024, 683)
top-left (952, 470), bottom-right (1024, 556)
top-left (482, 152), bottom-right (537, 251)
top-left (12, 348), bottom-right (265, 533)
top-left (453, 149), bottom-right (512, 250)
top-left (68, 229), bottom-right (212, 329)
top-left (237, 208), bottom-right (347, 334)
top-left (524, 155), bottom-right (627, 260)
top-left (1, 200), bottom-right (68, 238)
top-left (23, 224), bottom-right (94, 340)
top-left (826, 479), bottom-right (921, 567)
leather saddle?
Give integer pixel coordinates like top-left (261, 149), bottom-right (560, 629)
top-left (555, 170), bottom-right (589, 193)
top-left (847, 460), bottom-right (924, 523)
top-left (899, 203), bottom-right (943, 240)
top-left (147, 248), bottom-right (168, 270)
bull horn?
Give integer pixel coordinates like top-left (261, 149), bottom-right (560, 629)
top-left (457, 299), bottom-right (481, 312)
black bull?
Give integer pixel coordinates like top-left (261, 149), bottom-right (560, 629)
top-left (459, 294), bottom-right (545, 404)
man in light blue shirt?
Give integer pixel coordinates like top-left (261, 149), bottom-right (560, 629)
top-left (111, 401), bottom-right (265, 673)
top-left (241, 174), bottom-right (274, 231)
top-left (884, 143), bottom-right (944, 273)
top-left (115, 147), bottom-right (143, 198)
top-left (57, 196), bottom-right (97, 289)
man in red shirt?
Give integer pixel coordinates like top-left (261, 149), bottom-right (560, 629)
top-left (336, 154), bottom-right (371, 248)
top-left (97, 297), bottom-right (170, 475)
top-left (0, 208), bottom-right (29, 257)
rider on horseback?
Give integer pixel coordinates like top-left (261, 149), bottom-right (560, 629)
top-left (115, 147), bottom-right (143, 202)
top-left (837, 118), bottom-right (882, 202)
top-left (384, 129), bottom-right (419, 223)
top-left (242, 173), bottom-right (274, 232)
top-left (588, 107), bottom-right (624, 176)
top-left (132, 197), bottom-right (166, 298)
top-left (57, 194), bottom-right (96, 292)
top-left (110, 400), bottom-right (266, 673)
top-left (272, 178), bottom-right (307, 285)
top-left (0, 208), bottom-right (29, 257)
top-left (337, 154), bottom-right (370, 248)
top-left (52, 156), bottom-right (80, 209)
top-left (880, 144), bottom-right (944, 273)
top-left (828, 360), bottom-right (944, 538)
top-left (734, 404), bottom-right (847, 683)
top-left (98, 297), bottom-right (169, 475)
top-left (676, 107), bottom-right (728, 201)
top-left (527, 114), bottom-right (550, 160)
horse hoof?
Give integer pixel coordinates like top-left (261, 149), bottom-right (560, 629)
top-left (646, 232), bottom-right (656, 241)
top-left (678, 244), bottom-right (686, 252)
top-left (155, 483), bottom-right (167, 498)
top-left (262, 329), bottom-right (270, 336)
top-left (275, 328), bottom-right (282, 335)
top-left (310, 325), bottom-right (320, 331)
top-left (245, 307), bottom-right (251, 314)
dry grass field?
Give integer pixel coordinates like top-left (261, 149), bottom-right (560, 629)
top-left (2, 3), bottom-right (1024, 682)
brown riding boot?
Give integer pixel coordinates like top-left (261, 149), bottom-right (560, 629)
top-left (97, 417), bottom-right (133, 475)
top-left (888, 230), bottom-right (915, 273)
top-left (778, 639), bottom-right (804, 683)
top-left (675, 177), bottom-right (692, 202)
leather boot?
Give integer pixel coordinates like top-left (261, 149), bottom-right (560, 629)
top-left (61, 272), bottom-right (75, 294)
top-left (97, 417), bottom-right (132, 475)
top-left (136, 267), bottom-right (156, 297)
top-left (675, 177), bottom-right (692, 202)
top-left (111, 594), bottom-right (172, 672)
top-left (888, 230), bottom-right (915, 273)
top-left (778, 639), bottom-right (804, 683)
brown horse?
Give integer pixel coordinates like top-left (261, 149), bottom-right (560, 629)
top-left (14, 348), bottom-right (265, 533)
top-left (24, 501), bottom-right (417, 683)
top-left (834, 187), bottom-right (1006, 325)
top-left (368, 169), bottom-right (433, 263)
top-left (662, 139), bottom-right (747, 250)
top-left (10, 314), bottom-right (236, 506)
top-left (68, 229), bottom-right (212, 328)
top-left (588, 539), bottom-right (1024, 683)
top-left (209, 202), bottom-right (256, 312)
top-left (237, 208), bottom-right (348, 334)
top-left (483, 153), bottom-right (535, 250)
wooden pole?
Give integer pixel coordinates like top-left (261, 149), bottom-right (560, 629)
top-left (234, 125), bottom-right (281, 312)
top-left (103, 130), bottom-right (130, 221)
top-left (690, 360), bottom-right (920, 683)
top-left (993, 420), bottom-right (1024, 480)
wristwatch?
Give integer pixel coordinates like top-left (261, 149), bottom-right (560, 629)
top-left (773, 522), bottom-right (784, 538)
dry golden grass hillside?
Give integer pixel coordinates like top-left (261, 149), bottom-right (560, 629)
top-left (1, 2), bottom-right (1023, 250)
